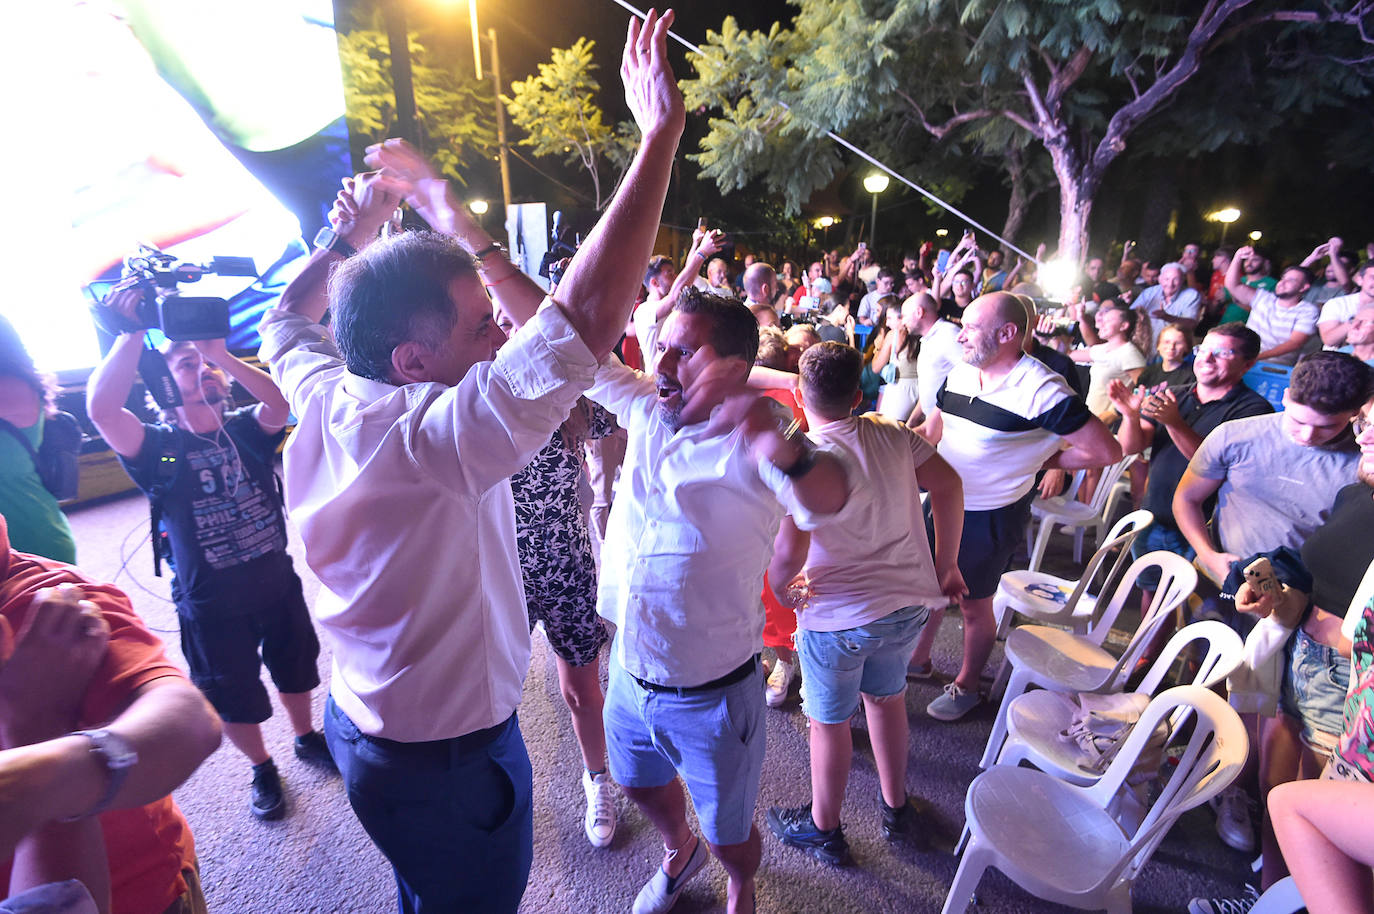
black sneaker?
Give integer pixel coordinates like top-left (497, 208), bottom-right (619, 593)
top-left (250, 759), bottom-right (286, 820)
top-left (294, 731), bottom-right (338, 773)
top-left (881, 796), bottom-right (932, 849)
top-left (765, 804), bottom-right (850, 866)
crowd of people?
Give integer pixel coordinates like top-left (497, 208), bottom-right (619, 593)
top-left (4, 10), bottom-right (1374, 914)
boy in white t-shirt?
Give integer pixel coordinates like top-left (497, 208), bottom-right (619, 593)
top-left (764, 342), bottom-right (966, 864)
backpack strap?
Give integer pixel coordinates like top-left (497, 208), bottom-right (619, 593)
top-left (0, 416), bottom-right (40, 470)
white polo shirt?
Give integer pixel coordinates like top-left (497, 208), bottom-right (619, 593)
top-left (936, 355), bottom-right (1092, 511)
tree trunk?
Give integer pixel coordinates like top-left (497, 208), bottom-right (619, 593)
top-left (1050, 146), bottom-right (1093, 266)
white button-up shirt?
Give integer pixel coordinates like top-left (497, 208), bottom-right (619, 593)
top-left (588, 359), bottom-right (818, 687)
top-left (259, 300), bottom-right (597, 741)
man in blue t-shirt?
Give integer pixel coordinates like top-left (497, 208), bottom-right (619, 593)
top-left (87, 301), bottom-right (333, 822)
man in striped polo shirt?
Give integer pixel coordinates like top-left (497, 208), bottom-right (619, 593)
top-left (909, 292), bottom-right (1122, 720)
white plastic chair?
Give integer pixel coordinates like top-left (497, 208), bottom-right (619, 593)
top-left (942, 685), bottom-right (1249, 914)
top-left (979, 551), bottom-right (1198, 769)
top-left (993, 509), bottom-right (1153, 642)
top-left (996, 620), bottom-right (1244, 786)
top-left (1026, 453), bottom-right (1136, 572)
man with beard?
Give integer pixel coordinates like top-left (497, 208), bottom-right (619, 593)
top-left (1227, 248), bottom-right (1321, 365)
top-left (87, 324), bottom-right (331, 822)
top-left (908, 292), bottom-right (1121, 720)
top-left (589, 287), bottom-right (847, 914)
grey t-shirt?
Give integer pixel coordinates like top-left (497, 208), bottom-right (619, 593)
top-left (1187, 412), bottom-right (1359, 560)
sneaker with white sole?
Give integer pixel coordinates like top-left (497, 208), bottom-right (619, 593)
top-left (582, 769), bottom-right (616, 848)
top-left (632, 835), bottom-right (708, 914)
top-left (1187, 883), bottom-right (1259, 914)
top-left (1209, 786), bottom-right (1256, 853)
top-left (765, 659), bottom-right (796, 708)
top-left (926, 682), bottom-right (980, 721)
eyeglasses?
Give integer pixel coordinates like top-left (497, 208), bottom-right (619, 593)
top-left (1356, 414), bottom-right (1372, 437)
top-left (1196, 346), bottom-right (1239, 360)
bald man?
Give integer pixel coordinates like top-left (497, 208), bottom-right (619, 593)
top-left (910, 293), bottom-right (1121, 720)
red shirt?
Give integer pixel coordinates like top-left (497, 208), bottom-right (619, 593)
top-left (1, 536), bottom-right (196, 914)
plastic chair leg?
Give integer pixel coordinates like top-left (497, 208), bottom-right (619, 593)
top-left (992, 592), bottom-right (1013, 642)
top-left (1072, 526), bottom-right (1086, 563)
top-left (979, 667), bottom-right (1031, 769)
top-left (1027, 516), bottom-right (1054, 574)
top-left (940, 844), bottom-right (990, 914)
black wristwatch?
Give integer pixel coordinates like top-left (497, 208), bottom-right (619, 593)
top-left (313, 226), bottom-right (358, 259)
top-left (60, 729), bottom-right (138, 821)
top-left (777, 418), bottom-right (819, 478)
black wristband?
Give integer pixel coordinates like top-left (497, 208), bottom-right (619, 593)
top-left (472, 243), bottom-right (505, 261)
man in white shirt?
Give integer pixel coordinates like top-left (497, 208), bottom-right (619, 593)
top-left (1227, 246), bottom-right (1321, 365)
top-left (763, 342), bottom-right (965, 865)
top-left (905, 291), bottom-right (963, 427)
top-left (856, 270), bottom-right (896, 325)
top-left (1318, 261), bottom-right (1374, 348)
top-left (590, 288), bottom-right (848, 914)
top-left (257, 12), bottom-right (686, 912)
top-left (909, 293), bottom-right (1121, 720)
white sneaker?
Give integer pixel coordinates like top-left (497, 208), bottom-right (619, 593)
top-left (582, 769), bottom-right (616, 848)
top-left (1209, 785), bottom-right (1255, 853)
top-left (765, 659), bottom-right (795, 708)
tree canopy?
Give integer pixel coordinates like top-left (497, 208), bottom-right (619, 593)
top-left (682, 0), bottom-right (1374, 263)
top-left (502, 38), bottom-right (638, 210)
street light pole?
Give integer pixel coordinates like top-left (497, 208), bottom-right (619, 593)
top-left (488, 27), bottom-right (512, 214)
top-left (862, 173), bottom-right (889, 248)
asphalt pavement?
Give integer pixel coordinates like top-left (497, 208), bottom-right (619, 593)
top-left (62, 492), bottom-right (1258, 914)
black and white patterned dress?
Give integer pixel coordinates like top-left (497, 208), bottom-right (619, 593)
top-left (510, 401), bottom-right (617, 666)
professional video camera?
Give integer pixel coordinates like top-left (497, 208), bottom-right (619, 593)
top-left (88, 244), bottom-right (257, 341)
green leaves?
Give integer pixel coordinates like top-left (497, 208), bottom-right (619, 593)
top-left (502, 38), bottom-right (637, 209)
top-left (338, 29), bottom-right (496, 187)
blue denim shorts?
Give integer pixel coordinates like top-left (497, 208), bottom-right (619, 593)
top-left (796, 605), bottom-right (930, 725)
top-left (1280, 627), bottom-right (1350, 754)
top-left (604, 655), bottom-right (766, 846)
top-left (1130, 523), bottom-right (1196, 591)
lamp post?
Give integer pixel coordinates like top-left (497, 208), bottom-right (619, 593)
top-left (863, 173), bottom-right (889, 248)
top-left (1210, 207), bottom-right (1241, 246)
top-left (1248, 230), bottom-right (1263, 242)
top-left (816, 215), bottom-right (835, 247)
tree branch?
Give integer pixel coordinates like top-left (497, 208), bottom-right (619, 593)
top-left (895, 89), bottom-right (996, 140)
top-left (1088, 0), bottom-right (1256, 180)
top-left (1045, 45), bottom-right (1094, 114)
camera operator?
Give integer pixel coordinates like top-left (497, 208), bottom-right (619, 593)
top-left (85, 286), bottom-right (335, 822)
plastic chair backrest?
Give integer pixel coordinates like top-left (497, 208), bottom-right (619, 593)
top-left (1094, 552), bottom-right (1199, 686)
top-left (1083, 549), bottom-right (1196, 649)
top-left (1039, 509), bottom-right (1155, 626)
top-left (1085, 685), bottom-right (1248, 890)
top-left (1138, 620), bottom-right (1244, 695)
top-left (1086, 453), bottom-right (1135, 515)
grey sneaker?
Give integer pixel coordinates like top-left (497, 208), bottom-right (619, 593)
top-left (1210, 786), bottom-right (1256, 853)
top-left (927, 682), bottom-right (981, 721)
top-left (1187, 884), bottom-right (1259, 914)
top-left (632, 835), bottom-right (708, 914)
top-left (765, 659), bottom-right (796, 708)
top-left (766, 804), bottom-right (851, 866)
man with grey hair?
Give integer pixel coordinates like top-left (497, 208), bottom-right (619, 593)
top-left (1132, 261), bottom-right (1201, 350)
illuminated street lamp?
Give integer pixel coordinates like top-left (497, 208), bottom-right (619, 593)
top-left (1248, 230), bottom-right (1263, 242)
top-left (935, 228), bottom-right (949, 238)
top-left (863, 173), bottom-right (890, 247)
top-left (469, 200), bottom-right (489, 215)
top-left (1208, 207), bottom-right (1241, 245)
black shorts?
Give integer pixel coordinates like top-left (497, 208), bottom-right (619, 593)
top-left (177, 562), bottom-right (321, 724)
top-left (929, 491), bottom-right (1035, 600)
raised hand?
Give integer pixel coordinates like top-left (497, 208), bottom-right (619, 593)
top-left (1235, 245), bottom-right (1255, 262)
top-left (1107, 378), bottom-right (1144, 415)
top-left (620, 9), bottom-right (685, 142)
